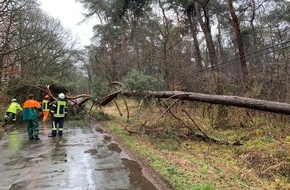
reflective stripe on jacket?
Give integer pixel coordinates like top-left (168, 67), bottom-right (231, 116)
top-left (7, 102), bottom-right (23, 114)
top-left (22, 100), bottom-right (41, 121)
top-left (42, 99), bottom-right (50, 112)
top-left (50, 100), bottom-right (67, 118)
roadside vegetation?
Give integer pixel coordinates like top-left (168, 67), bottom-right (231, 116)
top-left (96, 98), bottom-right (290, 190)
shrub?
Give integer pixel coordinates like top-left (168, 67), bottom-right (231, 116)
top-left (91, 77), bottom-right (111, 97)
top-left (122, 70), bottom-right (166, 94)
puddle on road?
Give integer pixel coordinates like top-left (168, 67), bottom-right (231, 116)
top-left (122, 158), bottom-right (158, 190)
top-left (108, 143), bottom-right (122, 153)
top-left (4, 159), bottom-right (24, 166)
top-left (84, 148), bottom-right (98, 155)
top-left (5, 152), bottom-right (48, 167)
top-left (94, 126), bottom-right (104, 133)
top-left (9, 180), bottom-right (31, 190)
top-left (103, 135), bottom-right (111, 141)
top-left (102, 135), bottom-right (112, 145)
top-left (95, 151), bottom-right (114, 159)
top-left (51, 146), bottom-right (67, 163)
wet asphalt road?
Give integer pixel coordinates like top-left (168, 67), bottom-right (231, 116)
top-left (0, 123), bottom-right (158, 190)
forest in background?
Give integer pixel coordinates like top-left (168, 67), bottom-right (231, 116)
top-left (1, 0), bottom-right (289, 130)
top-left (0, 0), bottom-right (290, 189)
top-left (0, 0), bottom-right (289, 100)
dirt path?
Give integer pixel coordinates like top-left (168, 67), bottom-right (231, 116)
top-left (0, 123), bottom-right (169, 190)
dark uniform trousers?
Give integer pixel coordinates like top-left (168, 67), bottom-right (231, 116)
top-left (52, 117), bottom-right (65, 137)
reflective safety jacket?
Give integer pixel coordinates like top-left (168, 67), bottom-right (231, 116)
top-left (7, 102), bottom-right (23, 114)
top-left (50, 100), bottom-right (68, 118)
top-left (22, 99), bottom-right (41, 121)
top-left (42, 99), bottom-right (51, 112)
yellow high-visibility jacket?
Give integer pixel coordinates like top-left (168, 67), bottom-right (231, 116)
top-left (50, 100), bottom-right (67, 118)
top-left (7, 102), bottom-right (23, 114)
top-left (42, 99), bottom-right (51, 112)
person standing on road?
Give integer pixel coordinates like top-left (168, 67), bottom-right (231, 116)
top-left (49, 93), bottom-right (68, 137)
top-left (5, 99), bottom-right (23, 124)
top-left (42, 95), bottom-right (52, 123)
top-left (22, 94), bottom-right (42, 140)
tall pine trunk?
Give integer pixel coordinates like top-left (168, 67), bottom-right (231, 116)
top-left (228, 0), bottom-right (249, 80)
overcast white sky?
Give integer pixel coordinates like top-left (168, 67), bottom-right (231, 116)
top-left (38, 0), bottom-right (94, 48)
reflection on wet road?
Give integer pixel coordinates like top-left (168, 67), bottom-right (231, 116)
top-left (0, 124), bottom-right (158, 190)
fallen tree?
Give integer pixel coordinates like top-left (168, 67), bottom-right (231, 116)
top-left (38, 83), bottom-right (290, 115)
top-left (33, 83), bottom-right (290, 145)
top-left (122, 90), bottom-right (290, 115)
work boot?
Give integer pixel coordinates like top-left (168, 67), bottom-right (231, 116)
top-left (34, 136), bottom-right (40, 140)
top-left (51, 130), bottom-right (57, 137)
top-left (29, 137), bottom-right (34, 140)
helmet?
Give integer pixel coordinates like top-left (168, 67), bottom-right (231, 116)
top-left (12, 99), bottom-right (17, 102)
top-left (58, 93), bottom-right (65, 99)
top-left (44, 95), bottom-right (49, 98)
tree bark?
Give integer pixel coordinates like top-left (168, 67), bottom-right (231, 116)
top-left (122, 90), bottom-right (290, 115)
top-left (194, 0), bottom-right (218, 67)
top-left (186, 10), bottom-right (203, 70)
top-left (228, 0), bottom-right (249, 79)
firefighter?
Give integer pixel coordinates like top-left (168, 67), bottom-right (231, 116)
top-left (5, 99), bottom-right (23, 124)
top-left (49, 93), bottom-right (68, 137)
top-left (42, 95), bottom-right (51, 123)
top-left (22, 94), bottom-right (42, 140)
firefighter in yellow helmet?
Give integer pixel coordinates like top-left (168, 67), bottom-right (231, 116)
top-left (49, 93), bottom-right (68, 137)
top-left (5, 99), bottom-right (23, 124)
top-left (42, 95), bottom-right (52, 123)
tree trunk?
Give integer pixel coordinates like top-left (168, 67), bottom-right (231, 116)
top-left (250, 0), bottom-right (257, 50)
top-left (216, 12), bottom-right (224, 63)
top-left (158, 0), bottom-right (170, 88)
top-left (186, 10), bottom-right (203, 70)
top-left (122, 90), bottom-right (290, 115)
top-left (194, 0), bottom-right (218, 67)
top-left (228, 0), bottom-right (249, 79)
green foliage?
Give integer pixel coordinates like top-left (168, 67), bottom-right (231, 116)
top-left (39, 77), bottom-right (79, 94)
top-left (156, 139), bottom-right (180, 151)
top-left (122, 70), bottom-right (166, 94)
top-left (4, 77), bottom-right (34, 102)
top-left (166, 167), bottom-right (181, 175)
top-left (94, 111), bottom-right (111, 121)
top-left (4, 77), bottom-right (77, 102)
top-left (246, 137), bottom-right (275, 149)
top-left (91, 77), bottom-right (111, 97)
top-left (68, 107), bottom-right (87, 120)
top-left (191, 183), bottom-right (214, 190)
top-left (200, 166), bottom-right (209, 179)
